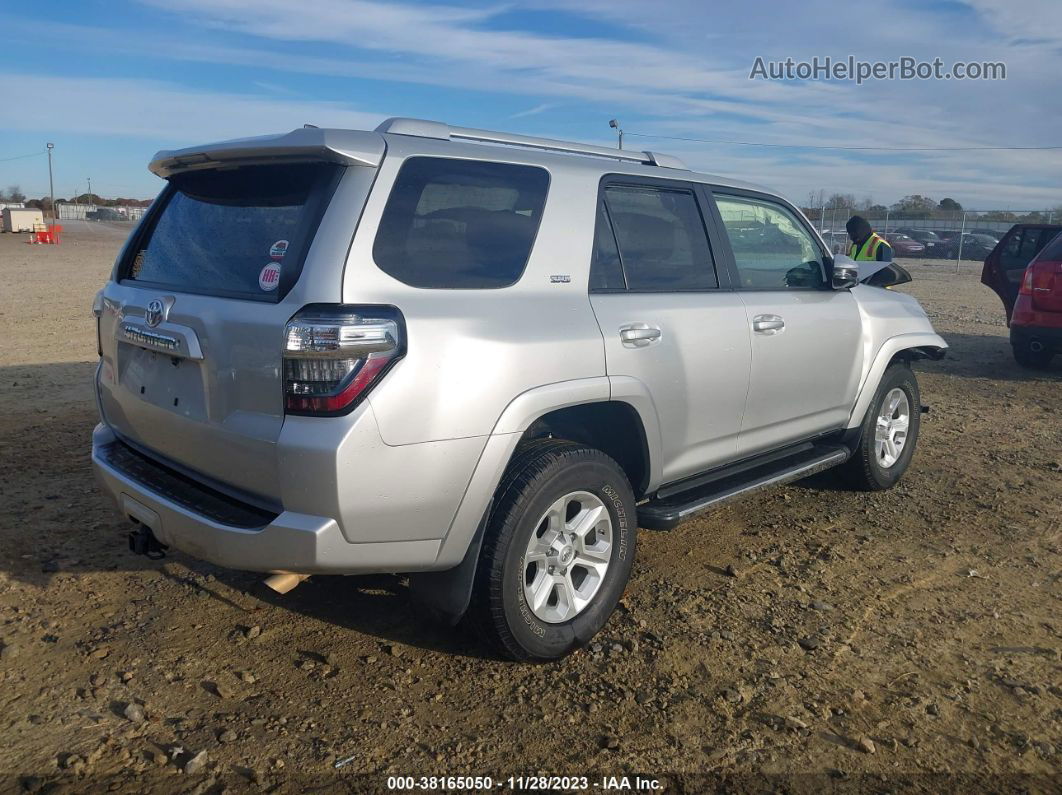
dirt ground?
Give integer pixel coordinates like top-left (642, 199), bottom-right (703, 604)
top-left (0, 221), bottom-right (1058, 793)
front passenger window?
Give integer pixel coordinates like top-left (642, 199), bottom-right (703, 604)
top-left (715, 195), bottom-right (825, 289)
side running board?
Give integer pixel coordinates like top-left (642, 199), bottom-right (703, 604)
top-left (638, 444), bottom-right (850, 530)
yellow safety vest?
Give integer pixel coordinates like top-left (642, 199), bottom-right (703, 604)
top-left (849, 232), bottom-right (890, 261)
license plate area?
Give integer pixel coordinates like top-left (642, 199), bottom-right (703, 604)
top-left (118, 342), bottom-right (207, 419)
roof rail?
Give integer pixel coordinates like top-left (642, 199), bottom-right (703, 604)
top-left (375, 117), bottom-right (688, 170)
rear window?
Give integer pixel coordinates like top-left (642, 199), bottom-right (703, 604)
top-left (123, 163), bottom-right (341, 301)
top-left (372, 157), bottom-right (549, 289)
top-left (1038, 231), bottom-right (1062, 261)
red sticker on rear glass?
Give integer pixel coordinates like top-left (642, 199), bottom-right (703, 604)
top-left (269, 240), bottom-right (289, 260)
top-left (259, 262), bottom-right (281, 291)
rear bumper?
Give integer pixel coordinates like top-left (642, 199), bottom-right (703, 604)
top-left (91, 423), bottom-right (443, 574)
top-left (1011, 324), bottom-right (1062, 352)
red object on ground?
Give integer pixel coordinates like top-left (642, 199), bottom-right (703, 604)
top-left (26, 224), bottom-right (62, 244)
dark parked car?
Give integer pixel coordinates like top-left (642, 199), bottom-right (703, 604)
top-left (960, 233), bottom-right (999, 259)
top-left (894, 227), bottom-right (947, 257)
top-left (937, 232), bottom-right (996, 259)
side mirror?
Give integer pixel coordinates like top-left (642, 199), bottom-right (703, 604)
top-left (832, 265), bottom-right (859, 290)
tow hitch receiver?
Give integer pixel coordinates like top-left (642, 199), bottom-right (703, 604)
top-left (128, 523), bottom-right (168, 560)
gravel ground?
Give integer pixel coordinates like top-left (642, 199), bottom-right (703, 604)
top-left (0, 222), bottom-right (1059, 793)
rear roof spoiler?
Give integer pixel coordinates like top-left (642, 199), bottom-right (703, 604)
top-left (149, 127), bottom-right (386, 178)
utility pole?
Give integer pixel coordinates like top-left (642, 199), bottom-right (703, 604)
top-left (608, 119), bottom-right (623, 150)
top-left (87, 177), bottom-right (92, 198)
top-left (955, 211), bottom-right (967, 273)
top-left (46, 143), bottom-right (55, 222)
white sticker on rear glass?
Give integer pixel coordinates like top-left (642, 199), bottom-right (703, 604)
top-left (269, 240), bottom-right (289, 260)
top-left (259, 262), bottom-right (281, 291)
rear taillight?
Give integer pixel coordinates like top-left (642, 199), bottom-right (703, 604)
top-left (283, 305), bottom-right (405, 416)
top-left (1019, 266), bottom-right (1035, 296)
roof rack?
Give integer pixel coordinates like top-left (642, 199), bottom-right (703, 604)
top-left (375, 117), bottom-right (687, 170)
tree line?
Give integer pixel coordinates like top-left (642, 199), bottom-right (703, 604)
top-left (0, 185), bottom-right (152, 210)
top-left (800, 191), bottom-right (1061, 223)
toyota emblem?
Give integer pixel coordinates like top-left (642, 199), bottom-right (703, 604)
top-left (145, 299), bottom-right (165, 328)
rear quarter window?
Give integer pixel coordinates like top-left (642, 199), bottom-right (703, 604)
top-left (372, 157), bottom-right (549, 289)
top-left (123, 162), bottom-right (341, 301)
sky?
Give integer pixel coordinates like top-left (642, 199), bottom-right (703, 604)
top-left (1, 0), bottom-right (1060, 210)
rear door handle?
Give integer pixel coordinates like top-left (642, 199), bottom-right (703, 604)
top-left (619, 323), bottom-right (662, 347)
top-left (752, 314), bottom-right (785, 334)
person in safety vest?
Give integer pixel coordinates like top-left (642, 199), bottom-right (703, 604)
top-left (846, 215), bottom-right (892, 261)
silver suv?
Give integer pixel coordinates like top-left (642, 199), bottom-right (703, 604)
top-left (92, 118), bottom-right (947, 660)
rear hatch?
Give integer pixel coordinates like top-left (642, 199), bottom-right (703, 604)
top-left (1028, 259), bottom-right (1062, 313)
top-left (95, 154), bottom-right (373, 504)
top-left (1026, 231), bottom-right (1062, 314)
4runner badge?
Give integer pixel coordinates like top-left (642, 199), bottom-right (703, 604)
top-left (549, 274), bottom-right (571, 283)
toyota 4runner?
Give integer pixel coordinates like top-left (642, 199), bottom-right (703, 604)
top-left (91, 118), bottom-right (947, 660)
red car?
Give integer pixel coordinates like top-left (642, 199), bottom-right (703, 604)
top-left (884, 233), bottom-right (926, 257)
top-left (982, 223), bottom-right (1062, 368)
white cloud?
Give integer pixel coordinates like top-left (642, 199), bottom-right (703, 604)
top-left (0, 73), bottom-right (385, 142)
top-left (959, 0), bottom-right (1062, 45)
top-left (510, 103), bottom-right (558, 119)
top-left (4, 0), bottom-right (1060, 207)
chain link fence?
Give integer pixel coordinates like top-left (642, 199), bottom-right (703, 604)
top-left (809, 207), bottom-right (1060, 267)
top-left (57, 203), bottom-right (147, 222)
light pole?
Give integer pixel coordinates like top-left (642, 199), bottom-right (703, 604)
top-left (46, 143), bottom-right (55, 222)
top-left (87, 177), bottom-right (92, 199)
top-left (609, 118), bottom-right (623, 150)
top-left (954, 211), bottom-right (968, 273)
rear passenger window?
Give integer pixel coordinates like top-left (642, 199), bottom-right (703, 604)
top-left (1024, 229), bottom-right (1054, 260)
top-left (1000, 230), bottom-right (1024, 269)
top-left (373, 157), bottom-right (549, 289)
top-left (603, 186), bottom-right (718, 291)
top-left (1002, 228), bottom-right (1059, 270)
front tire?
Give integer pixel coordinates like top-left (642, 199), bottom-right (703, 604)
top-left (841, 363), bottom-right (921, 491)
top-left (469, 440), bottom-right (637, 661)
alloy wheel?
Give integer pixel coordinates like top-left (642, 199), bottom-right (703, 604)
top-left (875, 387), bottom-right (911, 468)
top-left (521, 491), bottom-right (613, 623)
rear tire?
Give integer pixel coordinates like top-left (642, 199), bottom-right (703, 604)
top-left (1012, 342), bottom-right (1053, 370)
top-left (840, 363), bottom-right (921, 491)
top-left (468, 440), bottom-right (637, 661)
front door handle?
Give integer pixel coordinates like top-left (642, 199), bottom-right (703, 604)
top-left (752, 314), bottom-right (785, 334)
top-left (619, 323), bottom-right (662, 347)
